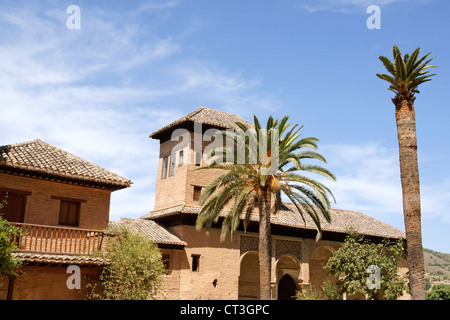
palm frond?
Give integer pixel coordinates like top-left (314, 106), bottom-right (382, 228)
top-left (378, 45), bottom-right (436, 96)
top-left (376, 73), bottom-right (398, 90)
top-left (378, 55), bottom-right (396, 76)
top-left (195, 113), bottom-right (336, 242)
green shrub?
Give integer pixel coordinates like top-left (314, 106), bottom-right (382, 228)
top-left (325, 231), bottom-right (408, 300)
top-left (0, 218), bottom-right (22, 278)
top-left (426, 284), bottom-right (450, 300)
top-left (88, 226), bottom-right (167, 300)
top-left (322, 280), bottom-right (341, 300)
top-left (295, 287), bottom-right (325, 300)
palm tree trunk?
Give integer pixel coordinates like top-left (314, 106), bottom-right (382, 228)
top-left (258, 188), bottom-right (272, 300)
top-left (394, 95), bottom-right (426, 300)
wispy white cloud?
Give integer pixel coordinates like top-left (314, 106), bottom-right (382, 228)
top-left (297, 0), bottom-right (419, 13)
top-left (0, 1), bottom-right (281, 221)
top-left (322, 143), bottom-right (402, 215)
top-left (320, 143), bottom-right (450, 227)
top-left (136, 0), bottom-right (181, 11)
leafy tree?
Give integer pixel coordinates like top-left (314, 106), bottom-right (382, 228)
top-left (325, 231), bottom-right (408, 300)
top-left (377, 45), bottom-right (436, 300)
top-left (90, 226), bottom-right (167, 300)
top-left (0, 220), bottom-right (22, 276)
top-left (426, 284), bottom-right (450, 300)
top-left (0, 196), bottom-right (22, 280)
top-left (196, 115), bottom-right (335, 299)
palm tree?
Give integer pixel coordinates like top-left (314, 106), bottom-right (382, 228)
top-left (195, 115), bottom-right (336, 300)
top-left (376, 45), bottom-right (436, 300)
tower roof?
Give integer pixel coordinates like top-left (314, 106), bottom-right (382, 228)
top-left (149, 106), bottom-right (252, 139)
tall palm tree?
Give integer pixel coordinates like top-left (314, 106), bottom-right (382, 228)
top-left (195, 115), bottom-right (336, 300)
top-left (377, 45), bottom-right (436, 300)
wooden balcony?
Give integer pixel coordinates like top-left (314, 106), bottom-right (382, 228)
top-left (10, 222), bottom-right (104, 255)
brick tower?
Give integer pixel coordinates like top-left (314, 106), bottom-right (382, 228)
top-left (149, 106), bottom-right (251, 211)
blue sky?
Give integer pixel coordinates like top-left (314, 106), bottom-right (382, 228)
top-left (1, 0), bottom-right (449, 253)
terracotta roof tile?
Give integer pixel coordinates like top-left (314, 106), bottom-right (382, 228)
top-left (142, 203), bottom-right (405, 239)
top-left (13, 252), bottom-right (109, 266)
top-left (109, 218), bottom-right (186, 247)
top-left (0, 139), bottom-right (132, 190)
top-left (149, 106), bottom-right (252, 139)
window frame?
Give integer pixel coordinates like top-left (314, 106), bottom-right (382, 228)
top-left (162, 253), bottom-right (172, 273)
top-left (169, 153), bottom-right (176, 177)
top-left (0, 189), bottom-right (30, 223)
top-left (193, 186), bottom-right (202, 201)
top-left (178, 150), bottom-right (184, 167)
top-left (191, 254), bottom-right (201, 272)
top-left (58, 200), bottom-right (81, 227)
top-left (195, 151), bottom-right (202, 166)
top-left (161, 156), bottom-right (169, 179)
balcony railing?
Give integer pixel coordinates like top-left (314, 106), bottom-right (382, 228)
top-left (10, 222), bottom-right (104, 255)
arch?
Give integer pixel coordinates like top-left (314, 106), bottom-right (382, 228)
top-left (275, 254), bottom-right (300, 282)
top-left (238, 251), bottom-right (259, 300)
top-left (275, 254), bottom-right (300, 300)
top-left (309, 246), bottom-right (336, 292)
top-left (277, 274), bottom-right (297, 300)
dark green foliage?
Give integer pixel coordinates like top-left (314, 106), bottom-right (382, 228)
top-left (1, 194), bottom-right (22, 280)
top-left (377, 45), bottom-right (436, 97)
top-left (0, 215), bottom-right (22, 279)
top-left (426, 284), bottom-right (450, 300)
top-left (89, 226), bottom-right (167, 300)
top-left (325, 231), bottom-right (408, 300)
top-left (322, 280), bottom-right (341, 300)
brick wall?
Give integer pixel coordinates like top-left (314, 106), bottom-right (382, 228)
top-left (157, 224), bottom-right (346, 300)
top-left (154, 130), bottom-right (230, 211)
top-left (0, 172), bottom-right (112, 230)
top-left (159, 224), bottom-right (240, 300)
top-left (154, 136), bottom-right (189, 210)
top-left (5, 265), bottom-right (102, 300)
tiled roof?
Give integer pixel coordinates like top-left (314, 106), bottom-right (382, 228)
top-left (109, 218), bottom-right (187, 247)
top-left (141, 203), bottom-right (405, 240)
top-left (149, 106), bottom-right (253, 139)
top-left (0, 139), bottom-right (132, 190)
top-left (13, 252), bottom-right (109, 266)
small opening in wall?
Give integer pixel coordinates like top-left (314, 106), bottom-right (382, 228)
top-left (212, 279), bottom-right (218, 287)
top-left (162, 253), bottom-right (171, 272)
top-left (191, 254), bottom-right (200, 272)
top-left (195, 151), bottom-right (202, 166)
top-left (193, 186), bottom-right (202, 201)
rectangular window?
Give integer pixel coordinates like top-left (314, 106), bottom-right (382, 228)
top-left (161, 156), bottom-right (168, 179)
top-left (0, 190), bottom-right (28, 223)
top-left (169, 153), bottom-right (176, 177)
top-left (178, 150), bottom-right (184, 167)
top-left (191, 254), bottom-right (200, 272)
top-left (59, 200), bottom-right (80, 227)
top-left (193, 186), bottom-right (202, 201)
top-left (195, 151), bottom-right (202, 166)
top-left (162, 253), bottom-right (171, 272)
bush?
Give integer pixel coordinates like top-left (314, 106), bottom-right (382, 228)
top-left (88, 226), bottom-right (167, 300)
top-left (426, 284), bottom-right (450, 300)
top-left (322, 280), bottom-right (341, 300)
top-left (0, 218), bottom-right (22, 278)
top-left (325, 231), bottom-right (408, 300)
top-left (295, 281), bottom-right (341, 300)
top-left (295, 288), bottom-right (325, 300)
